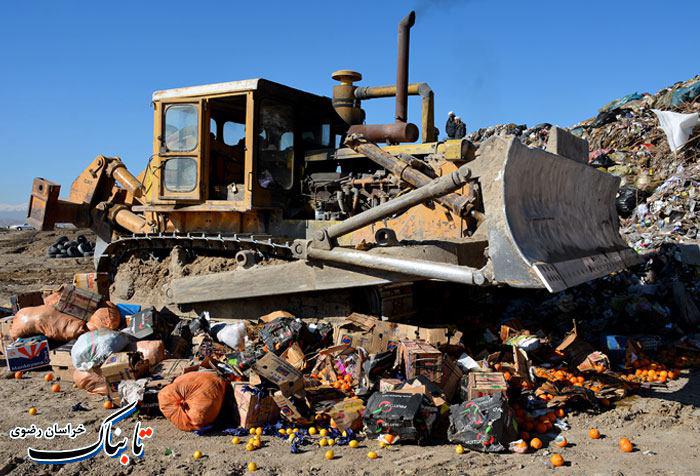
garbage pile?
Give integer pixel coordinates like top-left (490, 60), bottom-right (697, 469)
top-left (2, 267), bottom-right (698, 464)
top-left (47, 235), bottom-right (95, 258)
top-left (469, 75), bottom-right (700, 252)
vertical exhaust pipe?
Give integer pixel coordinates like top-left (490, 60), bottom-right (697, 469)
top-left (396, 11), bottom-right (415, 123)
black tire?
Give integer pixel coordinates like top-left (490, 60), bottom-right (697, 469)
top-left (53, 236), bottom-right (69, 246)
top-left (83, 251), bottom-right (93, 257)
top-left (48, 245), bottom-right (58, 254)
top-left (78, 242), bottom-right (92, 254)
top-left (76, 235), bottom-right (87, 244)
top-left (67, 246), bottom-right (80, 257)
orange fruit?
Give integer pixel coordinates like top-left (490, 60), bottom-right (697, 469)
top-left (530, 437), bottom-right (543, 450)
top-left (556, 408), bottom-right (566, 418)
top-left (554, 435), bottom-right (568, 448)
top-left (28, 407), bottom-right (38, 416)
top-left (576, 376), bottom-right (585, 384)
top-left (103, 400), bottom-right (114, 410)
top-left (588, 428), bottom-right (601, 439)
top-left (367, 451), bottom-right (378, 460)
top-left (668, 370), bottom-right (677, 380)
top-left (503, 371), bottom-right (512, 381)
top-left (546, 412), bottom-right (557, 423)
top-left (535, 423), bottom-right (547, 434)
top-left (619, 438), bottom-right (633, 453)
top-left (14, 371), bottom-right (23, 380)
top-left (384, 434), bottom-right (396, 445)
top-left (51, 384), bottom-right (61, 393)
top-left (550, 453), bottom-right (565, 467)
top-left (44, 373), bottom-right (54, 382)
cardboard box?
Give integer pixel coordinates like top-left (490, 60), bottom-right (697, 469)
top-left (152, 358), bottom-right (197, 383)
top-left (253, 352), bottom-right (304, 396)
top-left (54, 285), bottom-right (101, 321)
top-left (464, 372), bottom-right (507, 401)
top-left (440, 356), bottom-right (464, 401)
top-left (49, 340), bottom-right (76, 381)
top-left (396, 340), bottom-right (443, 384)
top-left (328, 397), bottom-right (365, 431)
top-left (281, 342), bottom-right (306, 371)
top-left (73, 273), bottom-right (110, 298)
top-left (272, 391), bottom-right (314, 425)
top-left (556, 322), bottom-right (595, 368)
top-left (11, 291), bottom-right (44, 314)
top-left (379, 378), bottom-right (403, 392)
top-left (334, 313), bottom-right (389, 354)
top-left (123, 308), bottom-right (156, 339)
top-left (6, 336), bottom-right (50, 372)
top-left (101, 352), bottom-right (136, 384)
top-left (0, 316), bottom-right (13, 356)
top-left (233, 383), bottom-right (280, 429)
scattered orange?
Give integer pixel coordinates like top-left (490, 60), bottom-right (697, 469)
top-left (14, 371), bottom-right (23, 380)
top-left (555, 408), bottom-right (566, 418)
top-left (619, 438), bottom-right (633, 453)
top-left (554, 435), bottom-right (568, 448)
top-left (51, 383), bottom-right (61, 393)
top-left (44, 373), bottom-right (54, 382)
top-left (28, 407), bottom-right (37, 416)
top-left (103, 400), bottom-right (114, 409)
top-left (503, 371), bottom-right (512, 381)
top-left (324, 449), bottom-right (334, 460)
top-left (530, 437), bottom-right (543, 450)
top-left (588, 428), bottom-right (601, 439)
top-left (535, 422), bottom-right (547, 434)
top-left (384, 434), bottom-right (396, 445)
top-left (550, 453), bottom-right (565, 467)
top-left (367, 451), bottom-right (378, 460)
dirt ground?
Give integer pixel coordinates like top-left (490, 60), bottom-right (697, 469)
top-left (1, 230), bottom-right (699, 475)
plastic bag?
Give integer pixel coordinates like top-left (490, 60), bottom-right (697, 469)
top-left (73, 369), bottom-right (109, 396)
top-left (213, 322), bottom-right (246, 350)
top-left (136, 340), bottom-right (165, 367)
top-left (87, 302), bottom-right (122, 331)
top-left (71, 329), bottom-right (131, 370)
top-left (158, 371), bottom-right (227, 431)
top-left (10, 304), bottom-right (87, 341)
top-left (616, 186), bottom-right (642, 218)
top-left (447, 393), bottom-right (518, 453)
top-left (652, 109), bottom-right (700, 152)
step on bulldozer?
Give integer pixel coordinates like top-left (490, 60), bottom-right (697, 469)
top-left (27, 11), bottom-right (639, 320)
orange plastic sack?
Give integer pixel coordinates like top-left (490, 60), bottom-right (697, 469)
top-left (136, 340), bottom-right (165, 367)
top-left (158, 371), bottom-right (227, 431)
top-left (10, 304), bottom-right (87, 341)
top-left (73, 369), bottom-right (109, 396)
top-left (87, 302), bottom-right (121, 331)
top-left (43, 292), bottom-right (61, 306)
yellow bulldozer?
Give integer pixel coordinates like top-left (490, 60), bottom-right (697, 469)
top-left (26, 11), bottom-right (639, 319)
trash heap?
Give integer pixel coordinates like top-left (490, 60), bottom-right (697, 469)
top-left (468, 75), bottom-right (700, 252)
top-left (2, 267), bottom-right (698, 461)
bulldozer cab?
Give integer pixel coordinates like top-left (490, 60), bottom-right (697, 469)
top-left (148, 79), bottom-right (344, 212)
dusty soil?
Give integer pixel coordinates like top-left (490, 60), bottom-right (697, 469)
top-left (0, 230), bottom-right (95, 308)
top-left (0, 231), bottom-right (699, 475)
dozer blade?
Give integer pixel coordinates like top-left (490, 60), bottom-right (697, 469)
top-left (475, 135), bottom-right (641, 292)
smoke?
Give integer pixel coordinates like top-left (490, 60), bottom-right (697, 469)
top-left (412, 0), bottom-right (478, 18)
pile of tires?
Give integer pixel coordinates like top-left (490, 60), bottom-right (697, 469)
top-left (48, 235), bottom-right (94, 258)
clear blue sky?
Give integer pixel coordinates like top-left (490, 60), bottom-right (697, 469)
top-left (1, 0), bottom-right (698, 205)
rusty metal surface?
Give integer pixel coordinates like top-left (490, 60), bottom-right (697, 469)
top-left (345, 134), bottom-right (474, 217)
top-left (314, 164), bottom-right (471, 248)
top-left (347, 122), bottom-right (419, 144)
top-left (395, 11), bottom-right (415, 123)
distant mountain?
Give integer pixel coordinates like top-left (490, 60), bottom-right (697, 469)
top-left (0, 204), bottom-right (27, 227)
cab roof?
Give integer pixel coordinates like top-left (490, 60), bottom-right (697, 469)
top-left (151, 78), bottom-right (328, 103)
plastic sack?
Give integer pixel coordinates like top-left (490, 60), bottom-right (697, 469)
top-left (10, 304), bottom-right (87, 341)
top-left (71, 329), bottom-right (131, 371)
top-left (213, 322), bottom-right (246, 350)
top-left (447, 393), bottom-right (518, 453)
top-left (136, 340), bottom-right (165, 367)
top-left (616, 186), bottom-right (642, 218)
top-left (73, 369), bottom-right (109, 396)
top-left (87, 302), bottom-right (122, 331)
top-left (158, 371), bottom-right (227, 431)
top-left (652, 109), bottom-right (700, 152)
top-left (43, 292), bottom-right (62, 306)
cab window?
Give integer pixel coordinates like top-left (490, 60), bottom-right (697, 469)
top-left (163, 157), bottom-right (197, 192)
top-left (164, 104), bottom-right (198, 152)
top-left (258, 100), bottom-right (294, 189)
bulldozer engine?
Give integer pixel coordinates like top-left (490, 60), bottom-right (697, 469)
top-left (25, 10), bottom-right (640, 318)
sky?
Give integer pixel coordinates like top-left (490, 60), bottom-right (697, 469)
top-left (0, 0), bottom-right (698, 205)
